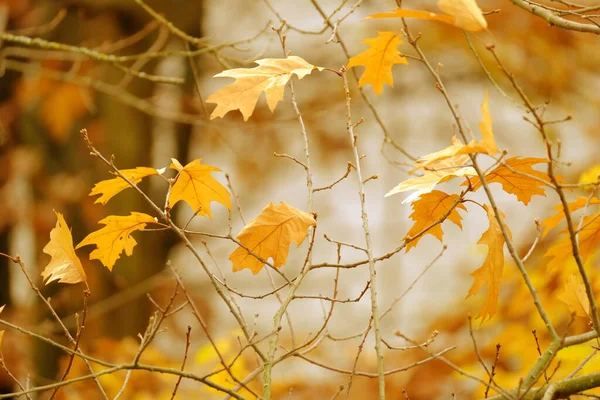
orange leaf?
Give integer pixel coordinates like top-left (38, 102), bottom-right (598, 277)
top-left (405, 190), bottom-right (466, 252)
top-left (346, 31), bottom-right (408, 95)
top-left (168, 159), bottom-right (231, 218)
top-left (0, 305), bottom-right (5, 349)
top-left (76, 212), bottom-right (156, 271)
top-left (90, 167), bottom-right (164, 205)
top-left (541, 197), bottom-right (600, 238)
top-left (41, 211), bottom-right (87, 285)
top-left (366, 0), bottom-right (487, 32)
top-left (466, 157), bottom-right (550, 205)
top-left (230, 202), bottom-right (316, 274)
top-left (207, 56), bottom-right (322, 120)
top-left (386, 155), bottom-right (476, 203)
top-left (466, 205), bottom-right (511, 321)
top-left (544, 211), bottom-right (600, 272)
top-left (558, 273), bottom-right (591, 319)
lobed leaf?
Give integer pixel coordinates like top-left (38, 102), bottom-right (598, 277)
top-left (558, 273), bottom-right (591, 319)
top-left (90, 167), bottom-right (164, 205)
top-left (541, 196), bottom-right (600, 238)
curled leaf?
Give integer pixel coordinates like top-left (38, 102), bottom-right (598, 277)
top-left (42, 211), bottom-right (87, 285)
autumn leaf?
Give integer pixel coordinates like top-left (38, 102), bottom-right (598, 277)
top-left (76, 212), bottom-right (156, 271)
top-left (230, 202), bottom-right (316, 274)
top-left (0, 305), bottom-right (5, 349)
top-left (90, 167), bottom-right (165, 205)
top-left (412, 92), bottom-right (498, 172)
top-left (346, 31), bottom-right (408, 95)
top-left (578, 164), bottom-right (600, 187)
top-left (367, 0), bottom-right (487, 32)
top-left (404, 190), bottom-right (467, 252)
top-left (168, 159), bottom-right (231, 218)
top-left (206, 56), bottom-right (323, 121)
top-left (544, 211), bottom-right (600, 272)
top-left (466, 205), bottom-right (511, 321)
top-left (558, 273), bottom-right (591, 319)
top-left (386, 155), bottom-right (476, 203)
top-left (541, 197), bottom-right (600, 238)
top-left (466, 157), bottom-right (550, 205)
top-left (41, 211), bottom-right (87, 285)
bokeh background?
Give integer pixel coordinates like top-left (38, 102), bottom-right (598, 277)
top-left (1, 0), bottom-right (600, 399)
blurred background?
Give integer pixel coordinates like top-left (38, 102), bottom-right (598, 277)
top-left (1, 0), bottom-right (600, 398)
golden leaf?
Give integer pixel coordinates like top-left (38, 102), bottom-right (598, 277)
top-left (230, 202), bottom-right (316, 274)
top-left (41, 211), bottom-right (87, 285)
top-left (0, 305), bottom-right (4, 349)
top-left (207, 56), bottom-right (322, 121)
top-left (578, 164), bottom-right (600, 187)
top-left (367, 0), bottom-right (487, 32)
top-left (386, 155), bottom-right (476, 203)
top-left (541, 197), bottom-right (600, 238)
top-left (167, 159), bottom-right (231, 218)
top-left (466, 205), bottom-right (511, 321)
top-left (405, 190), bottom-right (466, 252)
top-left (412, 92), bottom-right (498, 172)
top-left (466, 157), bottom-right (550, 205)
top-left (90, 167), bottom-right (164, 205)
top-left (545, 211), bottom-right (600, 272)
top-left (76, 212), bottom-right (156, 271)
top-left (558, 273), bottom-right (591, 319)
top-left (346, 31), bottom-right (408, 95)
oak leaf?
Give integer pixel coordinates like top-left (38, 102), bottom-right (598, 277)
top-left (0, 305), bottom-right (4, 349)
top-left (558, 273), bottom-right (591, 319)
top-left (541, 197), bottom-right (600, 238)
top-left (346, 31), bottom-right (408, 95)
top-left (230, 202), bottom-right (316, 274)
top-left (466, 205), bottom-right (511, 321)
top-left (466, 157), bottom-right (550, 205)
top-left (412, 92), bottom-right (498, 172)
top-left (76, 212), bottom-right (156, 271)
top-left (386, 155), bottom-right (476, 203)
top-left (207, 56), bottom-right (322, 121)
top-left (367, 0), bottom-right (487, 32)
top-left (544, 211), bottom-right (600, 272)
top-left (168, 159), bottom-right (231, 218)
top-left (42, 211), bottom-right (87, 285)
top-left (405, 191), bottom-right (467, 252)
top-left (90, 167), bottom-right (164, 205)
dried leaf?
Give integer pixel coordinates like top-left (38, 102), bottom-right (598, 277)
top-left (42, 211), bottom-right (87, 285)
top-left (76, 212), bottom-right (156, 271)
top-left (541, 197), bottom-right (600, 238)
top-left (90, 167), bottom-right (164, 205)
top-left (466, 205), bottom-right (511, 321)
top-left (558, 273), bottom-right (591, 319)
top-left (207, 56), bottom-right (322, 121)
top-left (385, 155), bottom-right (476, 203)
top-left (404, 190), bottom-right (467, 252)
top-left (346, 31), bottom-right (408, 95)
top-left (168, 159), bottom-right (231, 218)
top-left (366, 0), bottom-right (487, 32)
top-left (545, 211), bottom-right (600, 272)
top-left (466, 157), bottom-right (550, 205)
top-left (230, 202), bottom-right (316, 274)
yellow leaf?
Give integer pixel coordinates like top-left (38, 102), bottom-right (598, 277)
top-left (558, 273), bottom-right (591, 319)
top-left (411, 92), bottom-right (498, 172)
top-left (404, 190), bottom-right (466, 252)
top-left (541, 197), bottom-right (600, 238)
top-left (41, 211), bottom-right (87, 285)
top-left (90, 167), bottom-right (163, 205)
top-left (0, 305), bottom-right (4, 349)
top-left (230, 202), bottom-right (316, 274)
top-left (466, 205), bottom-right (511, 321)
top-left (346, 31), bottom-right (408, 95)
top-left (545, 211), bottom-right (600, 272)
top-left (167, 159), bottom-right (231, 218)
top-left (578, 164), bottom-right (600, 187)
top-left (466, 157), bottom-right (550, 205)
top-left (76, 212), bottom-right (156, 271)
top-left (206, 56), bottom-right (322, 121)
top-left (385, 155), bottom-right (476, 203)
top-left (366, 0), bottom-right (487, 32)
